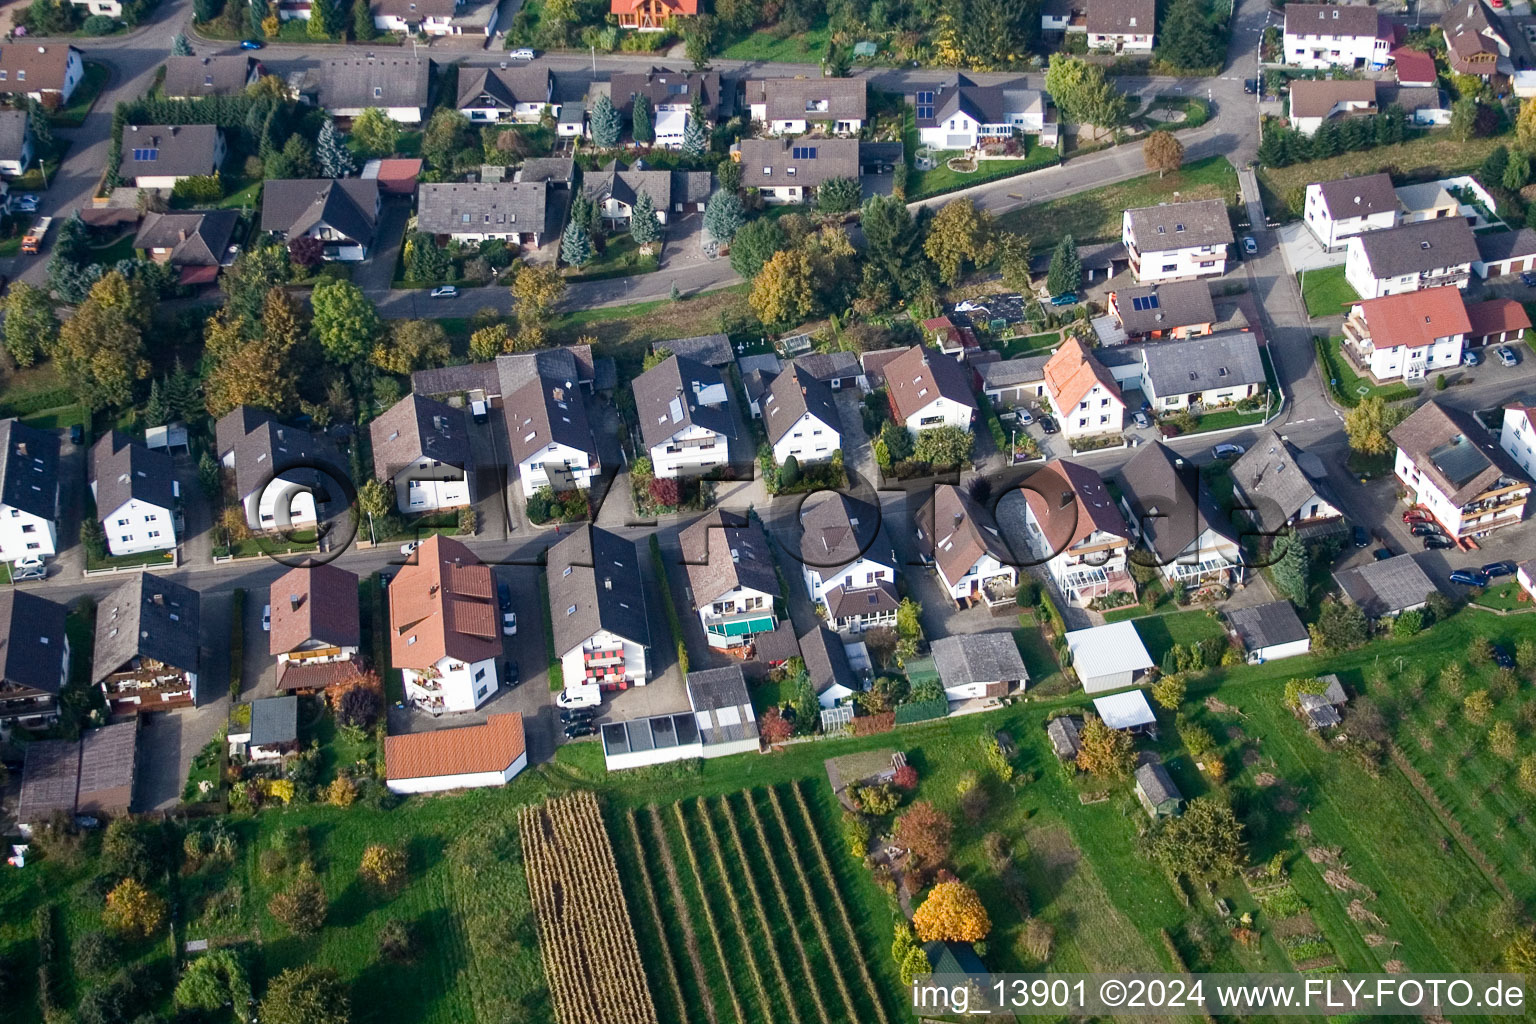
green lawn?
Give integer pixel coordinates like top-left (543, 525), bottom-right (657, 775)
top-left (9, 142), bottom-right (70, 192)
top-left (49, 61), bottom-right (109, 127)
top-left (0, 213), bottom-right (34, 257)
top-left (999, 330), bottom-right (1060, 358)
top-left (721, 16), bottom-right (833, 61)
top-left (1191, 405), bottom-right (1271, 432)
top-left (996, 155), bottom-right (1237, 251)
top-left (565, 233), bottom-right (660, 283)
top-left (1298, 264), bottom-right (1360, 318)
top-left (1472, 580), bottom-right (1532, 612)
top-left (907, 142), bottom-right (1061, 202)
top-left (86, 546), bottom-right (176, 572)
top-left (1320, 336), bottom-right (1419, 405)
top-left (1132, 608), bottom-right (1228, 664)
top-left (86, 232), bottom-right (137, 267)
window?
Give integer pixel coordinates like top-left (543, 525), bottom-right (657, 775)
top-left (475, 666), bottom-right (486, 681)
top-left (148, 531), bottom-right (160, 539)
top-left (1078, 418), bottom-right (1087, 427)
top-left (1162, 264), bottom-right (1178, 273)
top-left (118, 518), bottom-right (130, 526)
top-left (762, 166), bottom-right (772, 176)
top-left (21, 524), bottom-right (33, 533)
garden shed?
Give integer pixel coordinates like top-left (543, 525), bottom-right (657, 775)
top-left (1135, 762), bottom-right (1184, 818)
top-left (1065, 620), bottom-right (1155, 693)
top-left (1093, 689), bottom-right (1157, 734)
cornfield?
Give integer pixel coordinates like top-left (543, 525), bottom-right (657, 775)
top-left (520, 792), bottom-right (659, 1024)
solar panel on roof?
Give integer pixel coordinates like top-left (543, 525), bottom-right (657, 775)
top-left (1130, 294), bottom-right (1160, 312)
top-left (132, 148), bottom-right (158, 161)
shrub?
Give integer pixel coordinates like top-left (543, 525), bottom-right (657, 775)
top-left (379, 918), bottom-right (416, 963)
top-left (72, 931), bottom-right (116, 979)
top-left (268, 863), bottom-right (327, 934)
top-left (326, 776), bottom-right (358, 807)
top-left (103, 879), bottom-right (167, 939)
top-left (83, 14), bottom-right (117, 33)
top-left (842, 813), bottom-right (871, 859)
top-left (359, 844), bottom-right (407, 897)
top-left (892, 764), bottom-right (918, 790)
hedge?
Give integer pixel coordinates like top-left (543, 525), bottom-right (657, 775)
top-left (1037, 590), bottom-right (1066, 639)
top-left (976, 391), bottom-right (1009, 454)
top-left (0, 385), bottom-right (75, 418)
top-left (649, 534), bottom-right (690, 677)
top-left (536, 573), bottom-right (562, 691)
top-left (894, 697), bottom-right (949, 725)
top-left (851, 711), bottom-right (896, 736)
top-left (229, 587), bottom-right (245, 701)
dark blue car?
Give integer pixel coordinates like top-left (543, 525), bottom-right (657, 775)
top-left (1449, 568), bottom-right (1490, 587)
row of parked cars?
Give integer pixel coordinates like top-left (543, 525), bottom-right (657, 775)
top-left (1462, 346), bottom-right (1520, 368)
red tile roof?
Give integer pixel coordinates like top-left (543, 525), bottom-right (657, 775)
top-left (372, 158), bottom-right (422, 196)
top-left (389, 535), bottom-right (502, 669)
top-left (277, 659), bottom-right (365, 691)
top-left (610, 0), bottom-right (698, 13)
top-left (1043, 337), bottom-right (1120, 410)
top-left (384, 713), bottom-right (526, 781)
top-left (1391, 48), bottom-right (1438, 85)
top-left (1464, 297), bottom-right (1531, 338)
top-left (1357, 288), bottom-right (1471, 349)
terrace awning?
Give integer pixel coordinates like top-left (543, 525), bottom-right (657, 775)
top-left (707, 615), bottom-right (775, 638)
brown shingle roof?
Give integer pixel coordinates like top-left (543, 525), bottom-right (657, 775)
top-left (389, 535), bottom-right (501, 669)
top-left (679, 509), bottom-right (779, 606)
top-left (884, 346), bottom-right (976, 422)
top-left (1289, 79), bottom-right (1377, 119)
top-left (1284, 3), bottom-right (1383, 38)
top-left (0, 44), bottom-right (80, 95)
top-left (268, 563), bottom-right (360, 656)
top-left (1313, 172), bottom-right (1398, 220)
top-left (915, 484), bottom-right (1014, 586)
top-left (371, 394), bottom-right (471, 478)
top-left (1388, 399), bottom-right (1528, 505)
top-left (743, 77), bottom-right (867, 121)
top-left (739, 136), bottom-right (860, 189)
top-left (1087, 0), bottom-right (1154, 35)
top-left (385, 712), bottom-right (526, 781)
top-left (1125, 199), bottom-right (1233, 252)
top-left (162, 55), bottom-right (258, 98)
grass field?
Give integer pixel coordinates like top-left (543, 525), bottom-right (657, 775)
top-left (721, 17), bottom-right (834, 62)
top-left (999, 330), bottom-right (1061, 358)
top-left (547, 285), bottom-right (752, 381)
top-left (1472, 580), bottom-right (1533, 611)
top-left (1298, 265), bottom-right (1360, 319)
top-left (1320, 336), bottom-right (1420, 404)
top-left (996, 156), bottom-right (1237, 251)
top-left (565, 234), bottom-right (661, 283)
top-left (49, 61), bottom-right (109, 127)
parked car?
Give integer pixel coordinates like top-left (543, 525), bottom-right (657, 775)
top-left (1353, 525), bottom-right (1370, 548)
top-left (240, 38), bottom-right (264, 49)
top-left (1403, 509), bottom-right (1433, 524)
top-left (560, 707), bottom-right (599, 724)
top-left (503, 660), bottom-right (519, 687)
top-left (1372, 546), bottom-right (1394, 561)
top-left (1133, 410), bottom-right (1151, 429)
top-left (1015, 409), bottom-right (1034, 425)
top-left (262, 604), bottom-right (271, 631)
top-left (1212, 443), bottom-right (1245, 459)
top-left (68, 423), bottom-right (83, 445)
top-left (497, 581), bottom-right (512, 612)
top-left (1242, 236), bottom-right (1258, 255)
top-left (1463, 349), bottom-right (1480, 367)
top-left (400, 540), bottom-right (422, 556)
top-left (1038, 414), bottom-right (1058, 434)
top-left (1449, 568), bottom-right (1490, 587)
top-left (470, 399), bottom-right (489, 424)
top-left (12, 194), bottom-right (38, 213)
top-left (1497, 345), bottom-right (1519, 366)
top-left (1410, 522), bottom-right (1442, 537)
top-left (430, 285), bottom-right (458, 299)
top-left (1482, 560), bottom-right (1519, 578)
top-left (1423, 535), bottom-right (1456, 549)
top-left (563, 721), bottom-right (597, 739)
top-left (510, 47), bottom-right (536, 59)
top-left (1521, 271), bottom-right (1536, 286)
top-left (556, 686), bottom-right (600, 709)
top-left (502, 610), bottom-right (517, 635)
top-left (1049, 293), bottom-right (1078, 306)
top-left (1492, 644), bottom-right (1516, 669)
top-left (1243, 79), bottom-right (1257, 94)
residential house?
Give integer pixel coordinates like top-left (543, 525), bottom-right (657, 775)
top-left (1303, 173), bottom-right (1400, 250)
top-left (411, 344), bottom-right (601, 401)
top-left (1379, 82), bottom-right (1450, 126)
top-left (798, 493), bottom-right (899, 633)
top-left (456, 64), bottom-right (554, 123)
top-left (1390, 399), bottom-right (1530, 539)
top-left (0, 418), bottom-right (60, 566)
top-left (1087, 0), bottom-right (1155, 52)
top-left (884, 345), bottom-right (977, 433)
top-left (548, 525), bottom-right (651, 696)
top-left (1287, 79), bottom-right (1376, 136)
top-left (1465, 297), bottom-right (1532, 349)
top-left (16, 721), bottom-right (137, 833)
top-left (1041, 0), bottom-right (1085, 34)
top-left (1141, 332), bottom-right (1265, 411)
top-left (162, 55), bottom-right (262, 99)
top-left (611, 0), bottom-right (697, 30)
top-left (914, 74), bottom-right (1048, 151)
top-left (1443, 0), bottom-right (1509, 78)
top-left (763, 363), bottom-right (840, 465)
top-left (1044, 337), bottom-right (1125, 440)
top-left (1135, 763), bottom-right (1184, 817)
top-left (1498, 404), bottom-right (1535, 478)
top-left (370, 0), bottom-right (482, 35)
top-left (416, 182), bottom-right (546, 245)
top-left (1333, 553), bottom-right (1438, 618)
top-left (89, 430), bottom-right (177, 557)
top-left (923, 315), bottom-right (978, 355)
top-left (753, 620), bottom-right (801, 667)
top-left (633, 353), bottom-right (736, 478)
top-left (610, 68), bottom-right (720, 146)
top-left (1517, 558), bottom-right (1536, 603)
top-left (1283, 3), bottom-right (1392, 68)
top-left (582, 159), bottom-right (710, 223)
top-left (94, 574), bottom-right (200, 716)
top-left (505, 373), bottom-right (599, 497)
top-left (1065, 620), bottom-right (1155, 692)
top-left (117, 125), bottom-right (225, 189)
top-left (1342, 288), bottom-right (1470, 382)
top-left (133, 209), bottom-right (240, 286)
top-left (1093, 687), bottom-right (1158, 732)
top-left (978, 356), bottom-right (1050, 409)
top-left (1474, 228), bottom-right (1536, 279)
top-left (1117, 440), bottom-right (1242, 589)
top-left (229, 696), bottom-right (299, 761)
top-left (0, 109), bottom-right (33, 177)
top-left (1395, 176), bottom-right (1496, 225)
top-left (795, 350), bottom-right (864, 391)
top-left (269, 563), bottom-right (361, 691)
top-left (1227, 431), bottom-right (1343, 535)
top-left (517, 155), bottom-right (576, 189)
top-left (301, 56), bottom-right (432, 122)
top-left (744, 77), bottom-right (866, 135)
top-left (1344, 217), bottom-right (1479, 299)
top-left (261, 177), bottom-right (381, 261)
top-left (914, 484), bottom-right (1018, 608)
top-left (684, 667), bottom-right (760, 757)
top-left (680, 509), bottom-right (779, 651)
top-left (215, 406), bottom-right (344, 533)
top-left (390, 534), bottom-right (502, 713)
top-left (371, 394), bottom-right (473, 514)
top-left (556, 101), bottom-right (585, 137)
top-left (799, 624), bottom-right (859, 707)
top-left (0, 44), bottom-right (84, 104)
top-left (931, 631), bottom-right (1028, 700)
top-left (738, 136), bottom-right (860, 204)
top-left (385, 712), bottom-right (527, 793)
top-left (0, 590), bottom-right (69, 730)
top-left (1107, 280), bottom-right (1217, 341)
top-left (1122, 199), bottom-right (1233, 283)
top-left (1227, 600), bottom-right (1311, 663)
top-left (1020, 459), bottom-right (1135, 605)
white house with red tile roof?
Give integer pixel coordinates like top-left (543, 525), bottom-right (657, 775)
top-left (1043, 337), bottom-right (1125, 440)
top-left (1342, 289), bottom-right (1470, 383)
top-left (389, 535), bottom-right (502, 713)
top-left (384, 713), bottom-right (527, 794)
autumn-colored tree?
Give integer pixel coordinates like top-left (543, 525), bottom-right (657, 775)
top-left (205, 329), bottom-right (299, 416)
top-left (760, 706), bottom-right (793, 746)
top-left (923, 198), bottom-right (995, 286)
top-left (1151, 673), bottom-right (1186, 710)
top-left (1517, 97), bottom-right (1536, 152)
top-left (103, 878), bottom-right (168, 939)
top-left (750, 248), bottom-right (818, 329)
top-left (648, 476), bottom-right (682, 507)
top-left (1143, 130), bottom-right (1185, 177)
top-left (1520, 753), bottom-right (1536, 794)
top-left (359, 844), bottom-right (407, 897)
top-left (913, 880), bottom-right (991, 943)
top-left (268, 862), bottom-right (327, 935)
top-left (1503, 927), bottom-right (1536, 976)
top-left (1344, 396), bottom-right (1406, 455)
top-left (260, 966), bottom-right (350, 1024)
top-left (895, 801), bottom-right (952, 870)
top-left (469, 324), bottom-right (509, 360)
top-left (996, 231), bottom-right (1032, 293)
top-left (326, 776), bottom-right (358, 807)
top-left (1076, 716), bottom-right (1137, 778)
top-left (1489, 720), bottom-right (1518, 760)
top-left (893, 764), bottom-right (919, 791)
top-left (3, 281), bottom-right (58, 366)
top-left (512, 261), bottom-right (566, 322)
top-left (328, 671), bottom-right (384, 729)
top-left (1464, 689), bottom-right (1494, 725)
top-left (372, 319), bottom-right (451, 375)
top-left (55, 271), bottom-right (153, 411)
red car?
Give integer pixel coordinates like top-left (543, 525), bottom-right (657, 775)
top-left (1403, 509), bottom-right (1433, 524)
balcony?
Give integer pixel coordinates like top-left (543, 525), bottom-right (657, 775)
top-left (583, 647), bottom-right (625, 667)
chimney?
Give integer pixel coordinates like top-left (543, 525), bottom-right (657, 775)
top-left (604, 577), bottom-right (612, 590)
top-left (151, 592), bottom-right (165, 605)
top-left (953, 511), bottom-right (963, 527)
top-left (170, 125), bottom-right (179, 136)
top-left (178, 228), bottom-right (188, 242)
top-left (289, 593), bottom-right (303, 612)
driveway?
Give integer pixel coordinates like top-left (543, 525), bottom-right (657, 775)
top-left (659, 210), bottom-right (707, 271)
top-left (136, 589), bottom-right (233, 812)
top-left (353, 198), bottom-right (411, 294)
top-left (1276, 221), bottom-right (1344, 274)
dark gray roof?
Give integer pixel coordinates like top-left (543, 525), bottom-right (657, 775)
top-left (163, 55), bottom-right (257, 98)
top-left (518, 156), bottom-right (575, 185)
top-left (1118, 441), bottom-right (1234, 562)
top-left (76, 720), bottom-right (137, 815)
top-left (0, 418), bottom-right (59, 521)
top-left (1476, 227), bottom-right (1536, 263)
top-left (1333, 554), bottom-right (1437, 617)
top-left (797, 492), bottom-right (885, 577)
top-left (261, 177), bottom-right (379, 247)
top-left (674, 169), bottom-right (714, 205)
top-left (582, 159), bottom-right (672, 213)
top-left (793, 350), bottom-right (861, 381)
top-left (1389, 399), bottom-right (1527, 505)
top-left (660, 333), bottom-right (732, 366)
top-left (679, 509), bottom-right (779, 605)
top-left (307, 55), bottom-right (431, 111)
top-left (686, 665), bottom-right (760, 745)
top-left (1125, 199), bottom-right (1233, 252)
top-left (740, 136), bottom-right (860, 189)
top-left (744, 77), bottom-right (866, 121)
top-left (633, 353), bottom-right (736, 451)
top-left (455, 64), bottom-right (552, 110)
top-left (1229, 431), bottom-right (1330, 533)
top-left (505, 374), bottom-right (594, 468)
top-left (1353, 217), bottom-right (1479, 278)
top-left (609, 67), bottom-right (723, 115)
top-left (1285, 2), bottom-right (1382, 37)
top-left (250, 695), bottom-right (298, 746)
top-left (1377, 84), bottom-right (1444, 113)
top-left (408, 345), bottom-right (594, 399)
top-left (371, 394), bottom-right (471, 477)
top-left (118, 124), bottom-right (221, 181)
top-left (92, 573), bottom-right (201, 683)
top-left (215, 406), bottom-right (344, 502)
top-left (1115, 280), bottom-right (1216, 336)
top-left (1142, 332), bottom-right (1265, 398)
top-left (1087, 0), bottom-right (1154, 34)
top-left (763, 363), bottom-right (840, 445)
top-left (931, 631), bottom-right (1028, 686)
top-left (0, 108), bottom-right (29, 161)
top-left (417, 182), bottom-right (546, 236)
top-left (133, 209), bottom-right (239, 267)
top-left (978, 355), bottom-right (1049, 389)
top-left (0, 589), bottom-right (67, 695)
top-left (923, 940), bottom-right (987, 979)
top-left (90, 430), bottom-right (176, 518)
top-left (753, 618), bottom-right (801, 662)
top-left (601, 711), bottom-right (698, 757)
top-left (547, 525), bottom-right (650, 655)
top-left (798, 624), bottom-right (856, 696)
top-left (17, 738), bottom-right (79, 823)
top-left (824, 579), bottom-right (899, 620)
top-left (916, 73), bottom-right (1042, 129)
top-left (1135, 761), bottom-right (1182, 805)
top-left (1226, 600), bottom-right (1309, 652)
top-left (1046, 715), bottom-right (1081, 757)
top-left (1313, 173), bottom-right (1398, 220)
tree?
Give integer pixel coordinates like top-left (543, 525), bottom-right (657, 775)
top-left (779, 453), bottom-right (801, 488)
top-left (1451, 98), bottom-right (1479, 143)
top-left (1392, 608), bottom-right (1423, 637)
top-left (266, 133), bottom-right (316, 179)
top-left (1270, 538), bottom-right (1309, 605)
top-left (469, 324), bottom-right (508, 360)
top-left (1151, 673), bottom-right (1187, 710)
top-left (1469, 635), bottom-right (1493, 666)
top-left (171, 32), bottom-right (193, 55)
top-left (631, 95), bottom-right (654, 145)
top-left (352, 0), bottom-right (376, 39)
top-left (630, 190), bottom-right (661, 249)
top-left (880, 420), bottom-right (915, 463)
top-left (359, 477), bottom-right (391, 522)
top-left (861, 194), bottom-right (928, 297)
top-left (1077, 716), bottom-right (1136, 777)
top-left (1156, 0), bottom-right (1225, 68)
top-left (309, 0), bottom-right (343, 36)
top-left (103, 879), bottom-right (167, 939)
top-left (728, 218), bottom-right (787, 280)
top-left (997, 231), bottom-right (1032, 293)
top-left (422, 109), bottom-right (473, 172)
top-left (373, 319), bottom-right (449, 375)
top-left (913, 881), bottom-right (991, 943)
top-left (749, 248), bottom-right (817, 329)
top-left (589, 93), bottom-right (622, 147)
top-left (379, 919), bottom-right (416, 963)
top-left (1045, 57), bottom-right (1129, 137)
top-left (3, 282), bottom-right (58, 366)
top-left (1507, 928), bottom-right (1536, 976)
top-left (682, 114), bottom-right (709, 157)
top-left (760, 706), bottom-right (793, 745)
top-left (815, 177), bottom-right (862, 214)
top-left (1490, 720), bottom-right (1519, 760)
top-left (269, 863), bottom-right (327, 934)
top-left (895, 801), bottom-right (953, 869)
top-left (204, 312), bottom-right (299, 418)
top-left (923, 198), bottom-right (995, 286)
top-left (1344, 396), bottom-right (1406, 455)
top-left (1506, 150), bottom-right (1532, 192)
top-left (704, 189), bottom-right (746, 243)
top-left (1046, 235), bottom-right (1082, 298)
top-left (513, 262), bottom-right (565, 321)
top-left (1464, 689), bottom-right (1494, 725)
top-left (260, 966), bottom-right (349, 1024)
top-left (175, 949), bottom-right (250, 1013)
top-left (912, 425), bottom-right (974, 467)
top-left (310, 278), bottom-right (379, 364)
top-left (221, 241), bottom-right (293, 323)
top-left (1518, 97), bottom-right (1536, 152)
top-left (560, 220), bottom-right (593, 267)
top-left (350, 108), bottom-right (398, 158)
top-left (316, 118), bottom-right (355, 178)
top-left (359, 844), bottom-right (407, 896)
top-left (1144, 130), bottom-right (1185, 177)
top-left (899, 945), bottom-right (931, 986)
top-left (1308, 600), bottom-right (1367, 653)
top-left (1149, 798), bottom-right (1246, 880)
top-left (55, 271), bottom-right (152, 412)
top-left (1519, 753), bottom-right (1536, 794)
top-left (102, 819), bottom-right (157, 880)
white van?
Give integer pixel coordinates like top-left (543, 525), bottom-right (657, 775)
top-left (556, 685), bottom-right (601, 709)
top-left (510, 47), bottom-right (536, 60)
